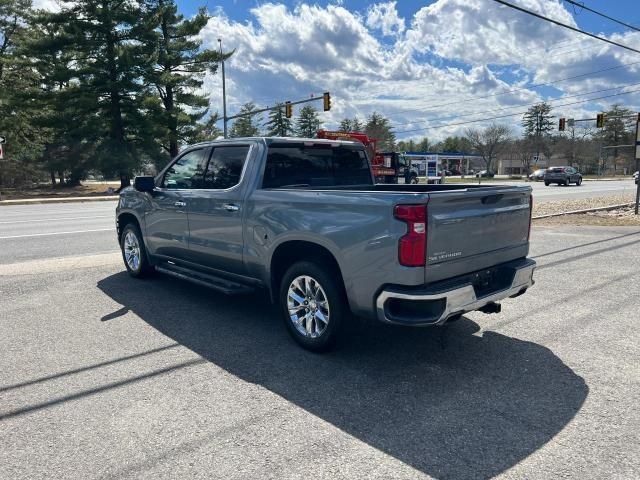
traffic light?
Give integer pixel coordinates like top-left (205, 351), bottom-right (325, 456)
top-left (596, 113), bottom-right (605, 128)
top-left (559, 118), bottom-right (566, 131)
top-left (323, 92), bottom-right (331, 112)
top-left (285, 101), bottom-right (292, 118)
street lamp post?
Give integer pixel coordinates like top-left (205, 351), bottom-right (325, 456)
top-left (218, 38), bottom-right (228, 139)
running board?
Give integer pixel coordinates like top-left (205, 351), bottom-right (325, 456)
top-left (156, 263), bottom-right (255, 295)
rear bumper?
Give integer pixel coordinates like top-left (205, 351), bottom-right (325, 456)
top-left (545, 175), bottom-right (567, 182)
top-left (375, 258), bottom-right (536, 326)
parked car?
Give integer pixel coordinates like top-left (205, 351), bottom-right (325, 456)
top-left (116, 137), bottom-right (535, 351)
top-left (528, 168), bottom-right (546, 181)
top-left (544, 166), bottom-right (582, 186)
top-left (475, 170), bottom-right (495, 178)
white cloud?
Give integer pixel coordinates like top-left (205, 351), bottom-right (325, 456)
top-left (366, 2), bottom-right (405, 37)
top-left (200, 0), bottom-right (640, 141)
top-left (32, 0), bottom-right (62, 12)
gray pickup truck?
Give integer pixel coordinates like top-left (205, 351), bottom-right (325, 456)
top-left (116, 137), bottom-right (535, 351)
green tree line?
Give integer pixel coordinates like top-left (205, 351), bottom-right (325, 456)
top-left (0, 0), bottom-right (227, 189)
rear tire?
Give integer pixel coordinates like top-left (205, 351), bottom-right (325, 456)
top-left (120, 223), bottom-right (154, 278)
top-left (279, 261), bottom-right (347, 352)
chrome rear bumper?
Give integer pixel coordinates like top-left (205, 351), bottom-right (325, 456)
top-left (375, 259), bottom-right (536, 326)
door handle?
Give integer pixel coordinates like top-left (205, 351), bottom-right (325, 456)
top-left (174, 201), bottom-right (186, 207)
top-left (223, 203), bottom-right (240, 212)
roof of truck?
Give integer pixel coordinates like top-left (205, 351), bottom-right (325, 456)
top-left (188, 136), bottom-right (362, 149)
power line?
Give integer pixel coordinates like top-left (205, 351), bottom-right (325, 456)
top-left (492, 0), bottom-right (640, 54)
top-left (563, 0), bottom-right (640, 33)
top-left (394, 87), bottom-right (640, 134)
top-left (389, 81), bottom-right (640, 128)
top-left (377, 59), bottom-right (640, 118)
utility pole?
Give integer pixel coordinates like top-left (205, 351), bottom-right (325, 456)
top-left (535, 111), bottom-right (541, 168)
top-left (635, 113), bottom-right (640, 214)
top-left (218, 39), bottom-right (228, 139)
top-left (0, 136), bottom-right (5, 202)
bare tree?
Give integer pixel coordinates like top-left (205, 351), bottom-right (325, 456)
top-left (465, 123), bottom-right (511, 173)
top-left (518, 139), bottom-right (535, 177)
top-left (561, 122), bottom-right (594, 172)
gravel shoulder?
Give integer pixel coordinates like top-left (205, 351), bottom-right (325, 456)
top-left (533, 194), bottom-right (640, 226)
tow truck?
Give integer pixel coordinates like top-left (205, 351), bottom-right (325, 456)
top-left (316, 130), bottom-right (418, 184)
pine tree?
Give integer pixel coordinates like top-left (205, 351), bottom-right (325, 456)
top-left (417, 137), bottom-right (431, 151)
top-left (522, 102), bottom-right (554, 137)
top-left (0, 0), bottom-right (46, 188)
top-left (522, 102), bottom-right (554, 163)
top-left (0, 0), bottom-right (31, 80)
top-left (229, 102), bottom-right (261, 137)
top-left (351, 117), bottom-right (364, 132)
top-left (295, 105), bottom-right (321, 138)
top-left (397, 139), bottom-right (417, 152)
top-left (25, 11), bottom-right (96, 186)
top-left (339, 117), bottom-right (364, 132)
top-left (339, 118), bottom-right (352, 132)
top-left (365, 112), bottom-right (395, 150)
top-left (146, 2), bottom-right (226, 158)
top-left (265, 104), bottom-right (293, 137)
top-left (60, 0), bottom-right (156, 189)
top-left (193, 113), bottom-right (223, 142)
top-left (595, 104), bottom-right (635, 165)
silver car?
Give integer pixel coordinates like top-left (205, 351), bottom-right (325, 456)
top-left (545, 166), bottom-right (582, 186)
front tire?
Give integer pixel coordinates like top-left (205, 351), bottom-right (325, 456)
top-left (545, 181), bottom-right (550, 186)
top-left (120, 223), bottom-right (153, 278)
top-left (576, 177), bottom-right (582, 186)
top-left (280, 261), bottom-right (347, 352)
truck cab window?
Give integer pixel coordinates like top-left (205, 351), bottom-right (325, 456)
top-left (262, 144), bottom-right (372, 188)
top-left (163, 149), bottom-right (205, 189)
top-left (202, 146), bottom-right (250, 189)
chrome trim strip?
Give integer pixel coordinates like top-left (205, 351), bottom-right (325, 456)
top-left (375, 262), bottom-right (536, 326)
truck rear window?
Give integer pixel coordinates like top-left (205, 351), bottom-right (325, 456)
top-left (262, 143), bottom-right (373, 188)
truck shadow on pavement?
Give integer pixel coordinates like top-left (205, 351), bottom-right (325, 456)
top-left (98, 272), bottom-right (588, 480)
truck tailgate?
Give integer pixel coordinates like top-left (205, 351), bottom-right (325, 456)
top-left (425, 186), bottom-right (531, 282)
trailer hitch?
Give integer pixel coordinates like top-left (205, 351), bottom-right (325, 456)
top-left (479, 301), bottom-right (502, 314)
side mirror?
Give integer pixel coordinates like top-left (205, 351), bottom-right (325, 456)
top-left (134, 176), bottom-right (156, 192)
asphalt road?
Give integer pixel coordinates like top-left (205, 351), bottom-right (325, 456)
top-left (477, 179), bottom-right (637, 202)
top-left (0, 202), bottom-right (118, 264)
top-left (0, 180), bottom-right (636, 263)
top-left (0, 200), bottom-right (639, 479)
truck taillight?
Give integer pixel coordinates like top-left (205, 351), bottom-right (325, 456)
top-left (394, 204), bottom-right (427, 267)
top-left (528, 194), bottom-right (533, 241)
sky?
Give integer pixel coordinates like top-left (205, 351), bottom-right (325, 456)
top-left (37, 0), bottom-right (640, 141)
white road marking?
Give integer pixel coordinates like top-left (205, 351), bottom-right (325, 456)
top-left (0, 215), bottom-right (112, 224)
top-left (0, 228), bottom-right (114, 240)
top-left (0, 252), bottom-right (122, 275)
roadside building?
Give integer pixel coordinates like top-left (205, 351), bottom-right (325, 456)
top-left (401, 152), bottom-right (484, 179)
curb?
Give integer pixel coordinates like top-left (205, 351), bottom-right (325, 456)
top-left (0, 195), bottom-right (118, 206)
top-left (533, 202), bottom-right (635, 219)
top-left (582, 178), bottom-right (631, 182)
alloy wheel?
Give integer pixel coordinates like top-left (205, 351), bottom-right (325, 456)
top-left (124, 231), bottom-right (141, 272)
top-left (287, 275), bottom-right (330, 338)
